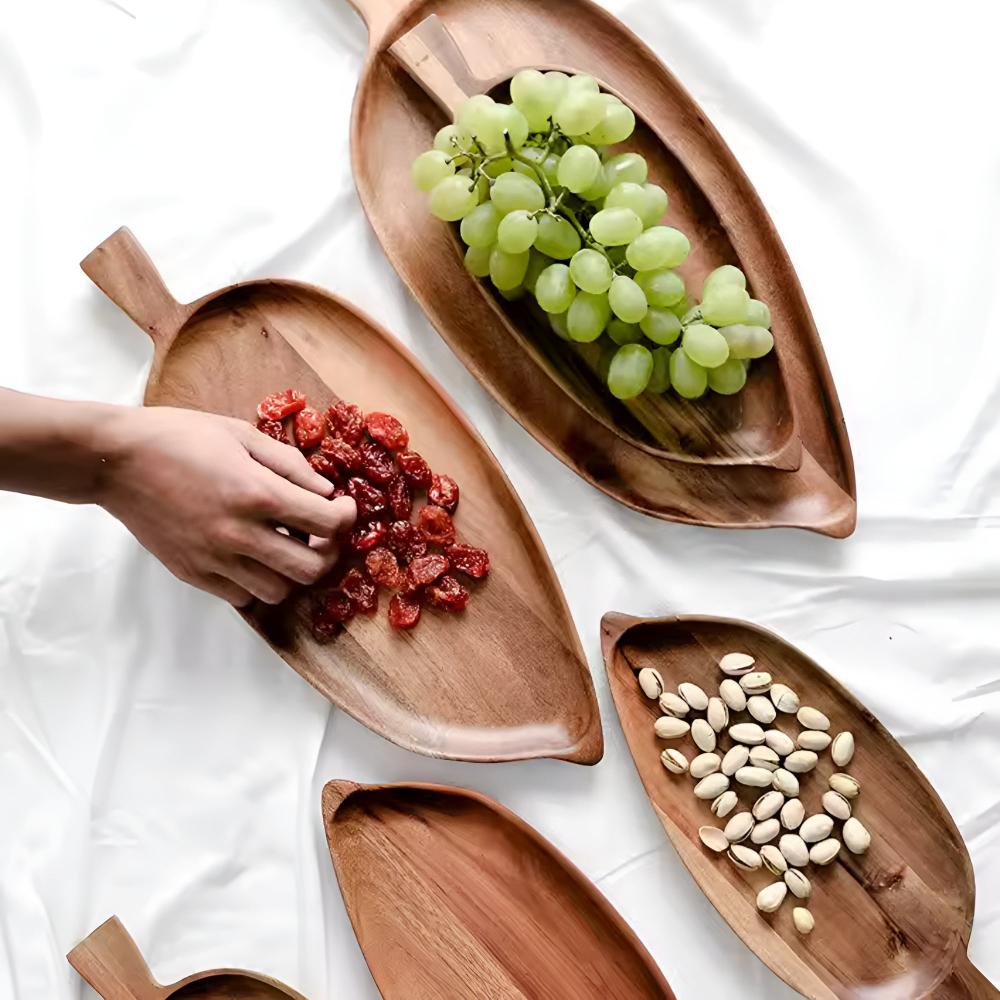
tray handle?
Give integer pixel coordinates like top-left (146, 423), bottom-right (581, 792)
top-left (934, 953), bottom-right (1000, 999)
top-left (67, 916), bottom-right (163, 1000)
top-left (345, 0), bottom-right (401, 49)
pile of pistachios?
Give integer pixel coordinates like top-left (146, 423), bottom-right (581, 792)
top-left (638, 652), bottom-right (871, 937)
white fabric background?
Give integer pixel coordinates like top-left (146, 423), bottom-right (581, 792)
top-left (2, 1), bottom-right (999, 997)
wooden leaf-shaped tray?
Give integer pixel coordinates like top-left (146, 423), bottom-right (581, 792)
top-left (322, 780), bottom-right (676, 999)
top-left (82, 227), bottom-right (602, 765)
top-left (345, 0), bottom-right (857, 536)
top-left (601, 612), bottom-right (997, 1000)
top-left (68, 916), bottom-right (307, 999)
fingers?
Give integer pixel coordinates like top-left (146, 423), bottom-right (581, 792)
top-left (244, 425), bottom-right (334, 497)
top-left (261, 485), bottom-right (357, 539)
top-left (238, 525), bottom-right (340, 585)
top-left (225, 556), bottom-right (294, 605)
top-left (199, 573), bottom-right (255, 608)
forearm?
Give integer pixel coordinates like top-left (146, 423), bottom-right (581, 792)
top-left (0, 388), bottom-right (125, 504)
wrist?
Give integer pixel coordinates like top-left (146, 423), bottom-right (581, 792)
top-left (85, 403), bottom-right (139, 508)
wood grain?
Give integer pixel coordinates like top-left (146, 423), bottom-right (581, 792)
top-left (601, 612), bottom-right (998, 1000)
top-left (322, 780), bottom-right (676, 1000)
top-left (82, 227), bottom-right (603, 765)
top-left (346, 0), bottom-right (857, 535)
top-left (67, 916), bottom-right (306, 999)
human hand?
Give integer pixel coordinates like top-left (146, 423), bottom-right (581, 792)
top-left (97, 406), bottom-right (356, 606)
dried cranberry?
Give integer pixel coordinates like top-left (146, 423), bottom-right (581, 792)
top-left (327, 400), bottom-right (364, 444)
top-left (428, 473), bottom-right (459, 512)
top-left (258, 389), bottom-right (306, 421)
top-left (408, 553), bottom-right (449, 587)
top-left (349, 520), bottom-right (387, 553)
top-left (312, 589), bottom-right (354, 639)
top-left (386, 520), bottom-right (427, 562)
top-left (444, 544), bottom-right (490, 579)
top-left (388, 592), bottom-right (422, 630)
top-left (365, 548), bottom-right (403, 590)
top-left (388, 475), bottom-right (413, 520)
top-left (360, 441), bottom-right (396, 485)
top-left (347, 477), bottom-right (387, 519)
top-left (427, 575), bottom-right (469, 612)
top-left (418, 505), bottom-right (456, 546)
top-left (341, 567), bottom-right (378, 614)
top-left (309, 452), bottom-right (342, 482)
top-left (256, 417), bottom-right (290, 444)
top-left (396, 450), bottom-right (433, 490)
top-left (293, 407), bottom-right (325, 449)
top-left (331, 487), bottom-right (347, 500)
top-left (365, 411), bottom-right (410, 451)
top-left (320, 437), bottom-right (362, 474)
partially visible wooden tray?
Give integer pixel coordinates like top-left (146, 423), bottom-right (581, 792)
top-left (322, 780), bottom-right (676, 999)
top-left (601, 612), bottom-right (997, 1000)
top-left (82, 227), bottom-right (603, 765)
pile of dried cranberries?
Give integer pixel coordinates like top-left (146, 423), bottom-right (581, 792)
top-left (256, 388), bottom-right (490, 633)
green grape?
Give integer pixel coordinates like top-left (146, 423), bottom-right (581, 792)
top-left (497, 210), bottom-right (538, 253)
top-left (464, 245), bottom-right (492, 277)
top-left (569, 249), bottom-right (613, 293)
top-left (608, 275), bottom-right (648, 323)
top-left (430, 174), bottom-right (478, 220)
top-left (682, 323), bottom-right (730, 368)
top-left (626, 226), bottom-right (690, 270)
top-left (605, 182), bottom-right (648, 218)
top-left (517, 147), bottom-right (560, 185)
top-left (745, 298), bottom-right (771, 329)
top-left (549, 310), bottom-right (571, 341)
top-left (534, 263), bottom-right (576, 313)
top-left (640, 307), bottom-right (682, 345)
top-left (554, 90), bottom-right (604, 135)
top-left (457, 94), bottom-right (496, 139)
top-left (707, 357), bottom-right (748, 395)
top-left (567, 290), bottom-right (611, 342)
top-left (495, 103), bottom-right (529, 149)
top-left (702, 264), bottom-right (747, 298)
top-left (411, 150), bottom-right (455, 192)
top-left (590, 207), bottom-right (643, 246)
top-left (670, 296), bottom-right (691, 319)
top-left (558, 144), bottom-right (602, 193)
top-left (635, 268), bottom-right (685, 307)
top-left (434, 123), bottom-right (473, 155)
top-left (567, 73), bottom-right (600, 94)
top-left (719, 324), bottom-right (774, 359)
top-left (581, 167), bottom-right (612, 202)
top-left (647, 347), bottom-right (672, 393)
top-left (484, 156), bottom-right (514, 178)
top-left (523, 249), bottom-right (550, 294)
top-left (607, 343), bottom-right (653, 399)
top-left (510, 69), bottom-right (553, 131)
top-left (640, 183), bottom-right (669, 227)
top-left (490, 171), bottom-right (545, 213)
top-left (670, 349), bottom-right (708, 399)
top-left (499, 285), bottom-right (525, 301)
top-left (535, 214), bottom-right (581, 259)
top-left (597, 342), bottom-right (618, 383)
top-left (607, 318), bottom-right (643, 345)
top-left (489, 247), bottom-right (530, 290)
top-left (460, 203), bottom-right (502, 247)
top-left (606, 244), bottom-right (628, 266)
top-left (701, 284), bottom-right (750, 326)
top-left (584, 95), bottom-right (636, 145)
top-left (603, 151), bottom-right (648, 187)
top-left (544, 71), bottom-right (571, 107)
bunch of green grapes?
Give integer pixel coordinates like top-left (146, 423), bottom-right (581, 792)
top-left (410, 69), bottom-right (775, 402)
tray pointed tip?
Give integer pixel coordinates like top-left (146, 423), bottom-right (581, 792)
top-left (322, 780), bottom-right (362, 821)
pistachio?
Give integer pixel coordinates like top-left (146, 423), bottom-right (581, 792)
top-left (796, 706), bottom-right (830, 731)
top-left (724, 812), bottom-right (755, 843)
top-left (793, 907), bottom-right (815, 935)
top-left (654, 716), bottom-right (690, 740)
top-left (735, 766), bottom-right (774, 788)
top-left (721, 745), bottom-right (750, 776)
top-left (699, 826), bottom-right (729, 853)
top-left (772, 769), bottom-right (800, 797)
top-left (729, 722), bottom-right (765, 746)
top-left (719, 652), bottom-right (755, 676)
top-left (740, 671), bottom-right (772, 695)
top-left (711, 790), bottom-right (738, 818)
top-left (678, 681), bottom-right (709, 711)
top-left (829, 773), bottom-right (861, 799)
top-left (660, 748), bottom-right (689, 774)
top-left (796, 730), bottom-right (831, 752)
top-left (691, 718), bottom-right (718, 753)
top-left (690, 752), bottom-right (722, 779)
top-left (752, 790), bottom-right (785, 821)
top-left (822, 790), bottom-right (852, 820)
top-left (638, 667), bottom-right (665, 699)
top-left (658, 691), bottom-right (690, 718)
top-left (784, 869), bottom-right (811, 899)
top-left (756, 882), bottom-right (787, 913)
top-left (832, 731), bottom-right (855, 767)
top-left (694, 773), bottom-right (730, 800)
top-left (750, 818), bottom-right (780, 844)
top-left (780, 798), bottom-right (804, 830)
top-left (784, 750), bottom-right (818, 774)
top-left (760, 844), bottom-right (788, 876)
top-left (763, 730), bottom-right (795, 756)
top-left (706, 696), bottom-right (730, 734)
top-left (749, 746), bottom-right (780, 772)
top-left (778, 834), bottom-right (810, 868)
top-left (809, 838), bottom-right (841, 865)
top-left (769, 683), bottom-right (800, 714)
top-left (843, 817), bottom-right (871, 855)
top-left (800, 814), bottom-right (834, 844)
top-left (747, 695), bottom-right (777, 725)
top-left (719, 678), bottom-right (747, 712)
top-left (727, 844), bottom-right (763, 871)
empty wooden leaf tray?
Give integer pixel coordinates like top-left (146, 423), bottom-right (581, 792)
top-left (322, 779), bottom-right (676, 999)
top-left (601, 612), bottom-right (997, 1000)
top-left (82, 227), bottom-right (602, 765)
